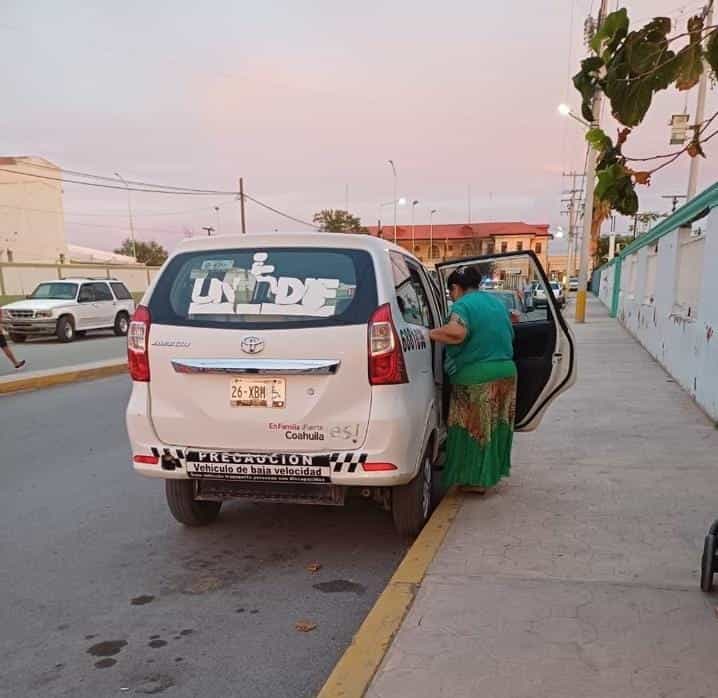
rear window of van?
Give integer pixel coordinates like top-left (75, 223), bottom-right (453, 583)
top-left (148, 247), bottom-right (377, 329)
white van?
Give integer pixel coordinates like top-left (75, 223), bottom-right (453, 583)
top-left (126, 234), bottom-right (575, 536)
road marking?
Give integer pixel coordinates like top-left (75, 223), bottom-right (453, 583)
top-left (317, 487), bottom-right (463, 698)
top-left (0, 360), bottom-right (127, 395)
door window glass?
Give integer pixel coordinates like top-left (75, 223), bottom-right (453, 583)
top-left (390, 253), bottom-right (431, 327)
top-left (78, 285), bottom-right (95, 303)
top-left (92, 283), bottom-right (114, 301)
top-left (439, 257), bottom-right (553, 324)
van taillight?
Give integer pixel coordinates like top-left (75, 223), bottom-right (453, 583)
top-left (128, 305), bottom-right (151, 382)
top-left (368, 303), bottom-right (408, 385)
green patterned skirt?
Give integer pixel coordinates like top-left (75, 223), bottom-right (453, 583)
top-left (443, 361), bottom-right (517, 488)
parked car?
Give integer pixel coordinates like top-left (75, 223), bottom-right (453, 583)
top-left (126, 235), bottom-right (576, 537)
top-left (534, 280), bottom-right (566, 309)
top-left (486, 289), bottom-right (525, 324)
top-left (480, 278), bottom-right (502, 291)
top-left (1, 278), bottom-right (135, 342)
top-left (568, 276), bottom-right (579, 292)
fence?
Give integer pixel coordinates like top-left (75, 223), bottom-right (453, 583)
top-left (595, 181), bottom-right (718, 421)
top-left (0, 261), bottom-right (161, 303)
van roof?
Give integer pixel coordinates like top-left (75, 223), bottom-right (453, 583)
top-left (173, 232), bottom-right (419, 261)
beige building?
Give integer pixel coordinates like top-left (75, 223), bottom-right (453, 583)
top-left (0, 156), bottom-right (68, 263)
top-left (367, 221), bottom-right (551, 271)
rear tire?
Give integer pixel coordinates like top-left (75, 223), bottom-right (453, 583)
top-left (114, 312), bottom-right (129, 336)
top-left (9, 333), bottom-right (26, 343)
top-left (392, 444), bottom-right (434, 538)
top-left (165, 480), bottom-right (221, 527)
top-left (56, 316), bottom-right (75, 343)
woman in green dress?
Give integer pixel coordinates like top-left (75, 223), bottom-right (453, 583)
top-left (429, 267), bottom-right (517, 493)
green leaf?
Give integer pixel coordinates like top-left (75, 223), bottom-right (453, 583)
top-left (675, 14), bottom-right (705, 91)
top-left (594, 163), bottom-right (639, 216)
top-left (705, 29), bottom-right (718, 74)
top-left (585, 127), bottom-right (612, 153)
top-left (591, 8), bottom-right (629, 58)
top-left (607, 76), bottom-right (655, 127)
top-left (572, 56), bottom-right (604, 122)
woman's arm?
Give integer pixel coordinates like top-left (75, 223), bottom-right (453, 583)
top-left (429, 316), bottom-right (467, 345)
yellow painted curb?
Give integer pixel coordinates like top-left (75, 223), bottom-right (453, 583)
top-left (0, 361), bottom-right (127, 395)
top-left (318, 487), bottom-right (463, 698)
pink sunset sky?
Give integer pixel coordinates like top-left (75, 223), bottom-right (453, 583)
top-left (4, 0), bottom-right (717, 253)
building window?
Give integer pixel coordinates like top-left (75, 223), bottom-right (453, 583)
top-left (414, 245), bottom-right (421, 252)
top-left (487, 242), bottom-right (495, 255)
top-left (535, 242), bottom-right (542, 254)
top-left (429, 245), bottom-right (440, 259)
top-left (516, 241), bottom-right (523, 252)
top-left (448, 245), bottom-right (454, 252)
top-left (460, 244), bottom-right (472, 256)
top-left (500, 242), bottom-right (508, 253)
top-left (477, 241), bottom-right (483, 254)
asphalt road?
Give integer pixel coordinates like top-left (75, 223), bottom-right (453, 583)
top-left (0, 333), bottom-right (126, 376)
top-left (0, 376), bottom-right (408, 697)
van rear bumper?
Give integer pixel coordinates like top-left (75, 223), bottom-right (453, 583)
top-left (127, 384), bottom-right (428, 488)
top-left (130, 445), bottom-right (414, 487)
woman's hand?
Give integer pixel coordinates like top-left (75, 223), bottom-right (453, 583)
top-left (429, 318), bottom-right (467, 345)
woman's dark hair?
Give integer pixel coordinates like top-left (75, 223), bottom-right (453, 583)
top-left (446, 266), bottom-right (481, 291)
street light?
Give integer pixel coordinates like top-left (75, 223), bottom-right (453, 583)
top-left (557, 103), bottom-right (591, 128)
top-left (114, 172), bottom-right (137, 261)
top-left (378, 197), bottom-right (407, 235)
top-left (388, 159), bottom-right (398, 244)
top-left (411, 200), bottom-right (420, 253)
top-left (429, 209), bottom-right (438, 260)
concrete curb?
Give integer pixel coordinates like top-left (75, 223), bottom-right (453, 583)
top-left (317, 487), bottom-right (463, 698)
top-left (0, 359), bottom-right (127, 395)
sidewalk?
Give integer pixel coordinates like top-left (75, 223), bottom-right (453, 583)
top-left (368, 298), bottom-right (718, 698)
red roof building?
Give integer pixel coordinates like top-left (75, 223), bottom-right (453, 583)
top-left (366, 221), bottom-right (552, 267)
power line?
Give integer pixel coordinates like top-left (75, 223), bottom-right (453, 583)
top-left (1, 166), bottom-right (319, 229)
top-left (0, 167), bottom-right (237, 196)
top-left (0, 202), bottom-right (230, 218)
top-left (244, 193), bottom-right (319, 229)
top-left (11, 161), bottom-right (240, 195)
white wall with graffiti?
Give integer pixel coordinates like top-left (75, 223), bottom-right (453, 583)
top-left (597, 191), bottom-right (718, 422)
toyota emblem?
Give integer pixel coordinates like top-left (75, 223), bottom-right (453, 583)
top-left (241, 336), bottom-right (265, 354)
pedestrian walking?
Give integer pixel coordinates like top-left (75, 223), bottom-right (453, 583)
top-left (429, 267), bottom-right (516, 493)
top-left (0, 315), bottom-right (26, 370)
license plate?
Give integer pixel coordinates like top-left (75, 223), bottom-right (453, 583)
top-left (230, 378), bottom-right (285, 408)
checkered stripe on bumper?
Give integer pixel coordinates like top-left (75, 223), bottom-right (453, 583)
top-left (329, 452), bottom-right (368, 473)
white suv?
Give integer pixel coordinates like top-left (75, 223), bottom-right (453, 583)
top-left (1, 278), bottom-right (135, 343)
top-left (126, 235), bottom-right (575, 536)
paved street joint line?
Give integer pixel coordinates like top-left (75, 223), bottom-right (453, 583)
top-left (318, 488), bottom-right (463, 698)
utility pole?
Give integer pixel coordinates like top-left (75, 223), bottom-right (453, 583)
top-left (662, 194), bottom-right (686, 213)
top-left (687, 0), bottom-right (714, 200)
top-left (561, 171), bottom-right (585, 292)
top-left (239, 177), bottom-right (247, 234)
top-left (202, 226), bottom-right (214, 237)
top-left (388, 160), bottom-right (398, 244)
top-left (576, 0), bottom-right (609, 323)
top-left (114, 172), bottom-right (137, 261)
